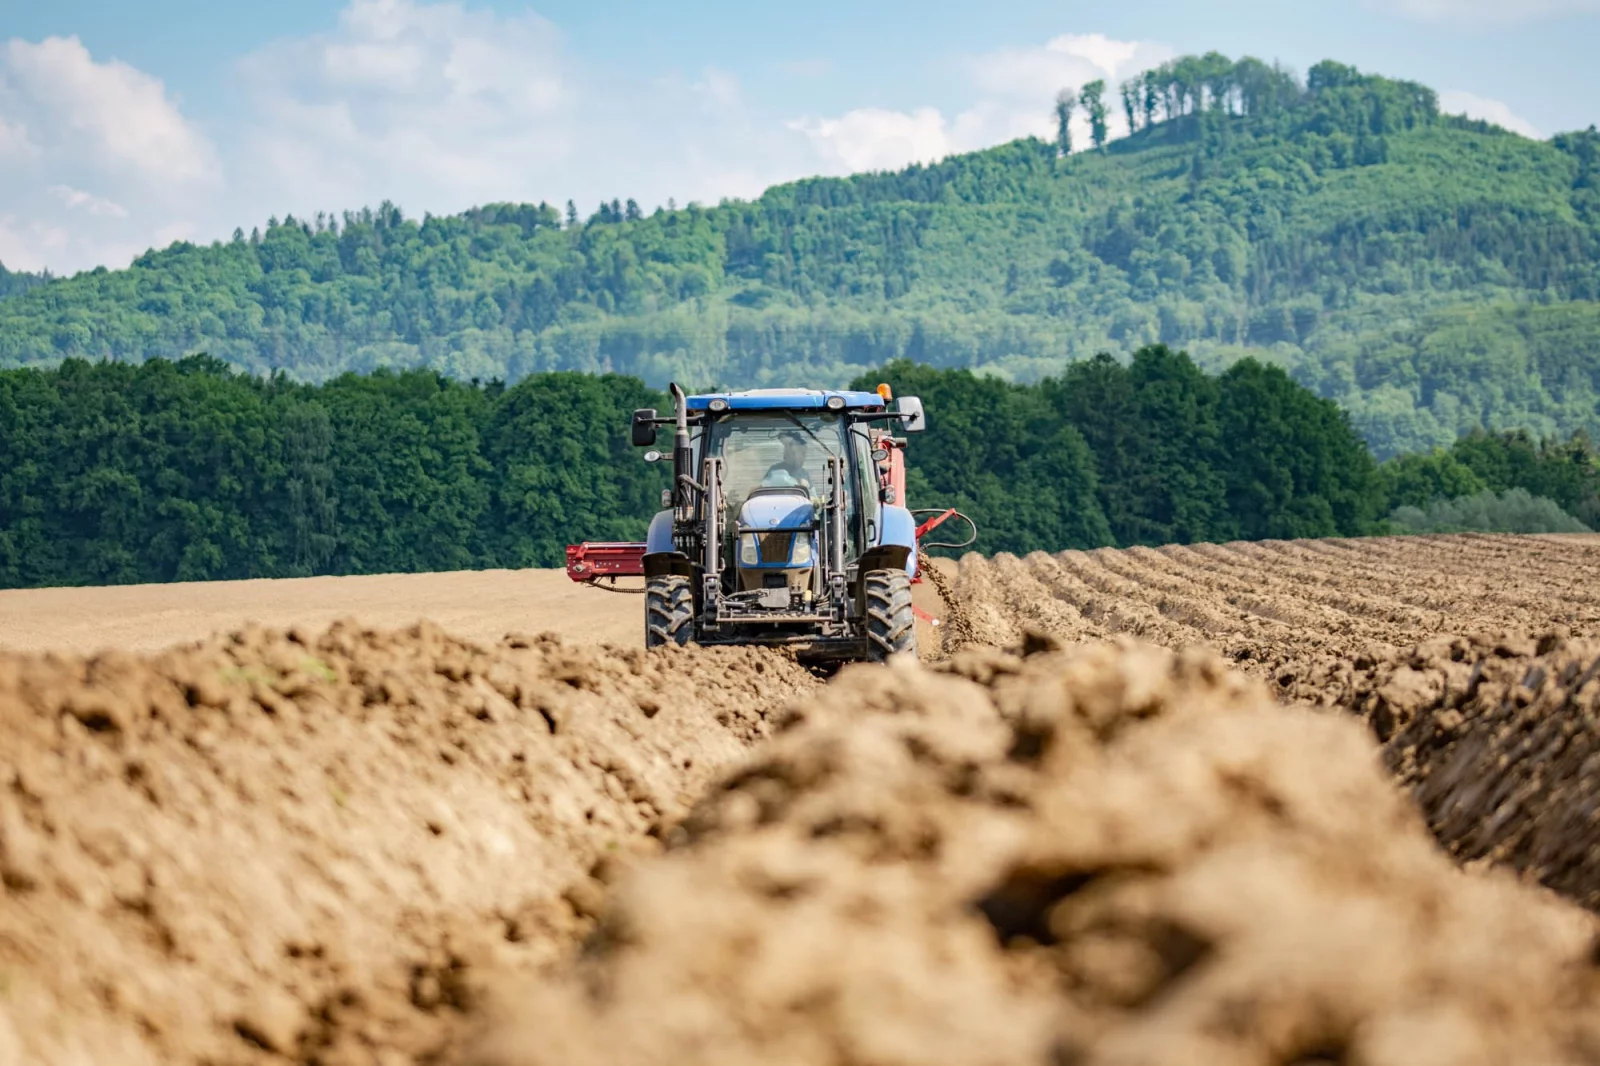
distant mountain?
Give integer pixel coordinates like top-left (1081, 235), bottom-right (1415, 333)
top-left (2, 54), bottom-right (1597, 457)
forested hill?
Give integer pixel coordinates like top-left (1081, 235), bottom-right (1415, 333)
top-left (2, 54), bottom-right (1598, 457)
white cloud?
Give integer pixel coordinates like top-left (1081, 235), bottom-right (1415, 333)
top-left (237, 0), bottom-right (573, 212)
top-left (1393, 0), bottom-right (1600, 20)
top-left (1, 36), bottom-right (216, 183)
top-left (0, 217), bottom-right (68, 269)
top-left (229, 1), bottom-right (821, 227)
top-left (790, 32), bottom-right (1170, 176)
top-left (0, 114), bottom-right (36, 159)
top-left (693, 67), bottom-right (742, 111)
top-left (0, 36), bottom-right (216, 271)
top-left (48, 184), bottom-right (129, 218)
top-left (1438, 89), bottom-right (1542, 138)
top-left (969, 33), bottom-right (1174, 101)
top-left (790, 107), bottom-right (952, 172)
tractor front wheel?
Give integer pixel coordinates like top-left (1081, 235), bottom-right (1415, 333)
top-left (645, 575), bottom-right (695, 649)
top-left (864, 568), bottom-right (917, 661)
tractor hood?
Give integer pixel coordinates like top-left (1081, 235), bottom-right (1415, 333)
top-left (739, 490), bottom-right (813, 531)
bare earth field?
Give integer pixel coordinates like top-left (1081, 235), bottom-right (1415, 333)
top-left (4, 533), bottom-right (1600, 1065)
top-left (0, 569), bottom-right (639, 654)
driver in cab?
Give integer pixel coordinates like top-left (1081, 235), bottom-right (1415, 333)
top-left (763, 431), bottom-right (813, 491)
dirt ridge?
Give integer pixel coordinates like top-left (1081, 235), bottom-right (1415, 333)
top-left (0, 621), bottom-right (816, 1064)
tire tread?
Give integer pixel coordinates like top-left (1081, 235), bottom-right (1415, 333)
top-left (864, 569), bottom-right (917, 661)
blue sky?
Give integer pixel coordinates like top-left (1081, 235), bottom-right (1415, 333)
top-left (2, 0), bottom-right (1596, 274)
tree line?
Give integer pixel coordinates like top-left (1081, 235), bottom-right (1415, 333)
top-left (0, 356), bottom-right (666, 588)
top-left (1054, 54), bottom-right (1433, 157)
top-left (3, 350), bottom-right (1593, 590)
top-left (862, 353), bottom-right (1596, 552)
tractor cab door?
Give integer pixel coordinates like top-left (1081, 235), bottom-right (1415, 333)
top-left (848, 423), bottom-right (883, 546)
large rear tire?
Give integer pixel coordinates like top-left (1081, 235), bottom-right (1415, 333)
top-left (864, 568), bottom-right (917, 662)
top-left (645, 575), bottom-right (695, 649)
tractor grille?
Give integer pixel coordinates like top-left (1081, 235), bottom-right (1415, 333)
top-left (756, 532), bottom-right (794, 563)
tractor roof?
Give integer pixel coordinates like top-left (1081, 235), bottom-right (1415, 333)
top-left (686, 389), bottom-right (885, 412)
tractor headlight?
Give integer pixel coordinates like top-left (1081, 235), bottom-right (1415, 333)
top-left (791, 534), bottom-right (813, 565)
top-left (825, 395), bottom-right (846, 411)
top-left (708, 398), bottom-right (730, 412)
top-left (739, 533), bottom-right (758, 565)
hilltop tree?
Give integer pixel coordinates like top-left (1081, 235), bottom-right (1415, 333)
top-left (1198, 51), bottom-right (1235, 112)
top-left (1082, 79), bottom-right (1110, 151)
top-left (1053, 89), bottom-right (1077, 156)
top-left (1120, 77), bottom-right (1143, 134)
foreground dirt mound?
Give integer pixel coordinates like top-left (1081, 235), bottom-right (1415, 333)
top-left (470, 639), bottom-right (1600, 1066)
top-left (0, 623), bottom-right (815, 1065)
top-left (1276, 630), bottom-right (1600, 911)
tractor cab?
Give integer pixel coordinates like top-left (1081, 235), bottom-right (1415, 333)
top-left (703, 409), bottom-right (870, 568)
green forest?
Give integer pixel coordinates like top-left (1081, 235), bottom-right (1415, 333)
top-left (0, 264), bottom-right (47, 301)
top-left (0, 55), bottom-right (1596, 459)
top-left (3, 351), bottom-right (1594, 590)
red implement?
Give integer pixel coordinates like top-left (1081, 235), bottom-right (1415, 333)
top-left (915, 508), bottom-right (958, 539)
top-left (911, 508), bottom-right (957, 584)
top-left (565, 541), bottom-right (647, 583)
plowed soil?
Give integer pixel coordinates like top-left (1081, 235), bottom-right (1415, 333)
top-left (944, 533), bottom-right (1600, 666)
top-left (4, 532), bottom-right (1600, 1064)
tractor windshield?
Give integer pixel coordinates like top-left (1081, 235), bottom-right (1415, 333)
top-left (705, 412), bottom-right (847, 504)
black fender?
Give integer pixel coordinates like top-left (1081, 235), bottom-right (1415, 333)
top-left (857, 544), bottom-right (912, 575)
top-left (852, 545), bottom-right (913, 617)
top-left (643, 551), bottom-right (696, 579)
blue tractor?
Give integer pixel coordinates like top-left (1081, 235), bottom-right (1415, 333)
top-left (627, 382), bottom-right (944, 662)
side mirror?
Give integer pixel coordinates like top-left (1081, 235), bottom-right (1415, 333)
top-left (643, 450), bottom-right (663, 463)
top-left (631, 409), bottom-right (658, 447)
top-left (897, 396), bottom-right (926, 433)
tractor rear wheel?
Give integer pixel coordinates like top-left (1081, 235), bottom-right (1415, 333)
top-left (645, 575), bottom-right (695, 649)
top-left (864, 568), bottom-right (917, 661)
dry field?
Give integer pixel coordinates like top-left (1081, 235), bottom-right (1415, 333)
top-left (3, 533), bottom-right (1600, 1065)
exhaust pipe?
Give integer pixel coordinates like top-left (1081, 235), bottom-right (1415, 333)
top-left (669, 382), bottom-right (691, 513)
